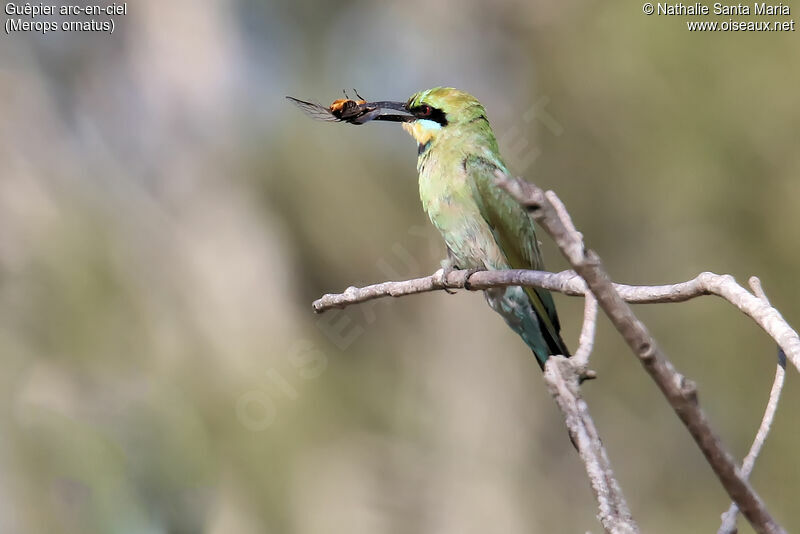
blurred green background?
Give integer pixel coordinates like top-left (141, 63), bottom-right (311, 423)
top-left (2, 1), bottom-right (799, 532)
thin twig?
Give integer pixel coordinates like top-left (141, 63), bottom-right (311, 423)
top-left (544, 357), bottom-right (639, 534)
top-left (718, 279), bottom-right (787, 534)
top-left (572, 293), bottom-right (598, 371)
top-left (739, 278), bottom-right (785, 481)
top-left (545, 288), bottom-right (637, 533)
top-left (494, 171), bottom-right (786, 534)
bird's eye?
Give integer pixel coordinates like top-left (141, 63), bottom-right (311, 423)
top-left (419, 105), bottom-right (432, 117)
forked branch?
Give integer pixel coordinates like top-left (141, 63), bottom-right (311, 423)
top-left (495, 171), bottom-right (788, 534)
top-left (311, 175), bottom-right (798, 534)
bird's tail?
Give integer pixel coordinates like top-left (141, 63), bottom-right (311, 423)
top-left (484, 285), bottom-right (570, 369)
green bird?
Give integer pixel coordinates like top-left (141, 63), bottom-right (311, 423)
top-left (290, 87), bottom-right (569, 367)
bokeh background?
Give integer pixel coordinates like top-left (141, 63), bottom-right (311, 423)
top-left (2, 1), bottom-right (799, 532)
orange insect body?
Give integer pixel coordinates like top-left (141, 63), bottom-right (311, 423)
top-left (329, 98), bottom-right (366, 113)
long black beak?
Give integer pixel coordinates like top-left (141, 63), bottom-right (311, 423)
top-left (354, 101), bottom-right (413, 124)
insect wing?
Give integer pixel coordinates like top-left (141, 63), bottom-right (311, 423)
top-left (286, 96), bottom-right (341, 122)
top-left (349, 108), bottom-right (383, 124)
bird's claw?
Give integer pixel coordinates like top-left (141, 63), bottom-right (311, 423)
top-left (434, 268), bottom-right (457, 294)
top-left (437, 258), bottom-right (460, 294)
top-left (461, 268), bottom-right (484, 290)
top-left (436, 256), bottom-right (486, 293)
top-left (437, 271), bottom-right (458, 295)
top-left (440, 267), bottom-right (486, 294)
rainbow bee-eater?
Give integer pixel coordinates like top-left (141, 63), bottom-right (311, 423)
top-left (289, 87), bottom-right (569, 367)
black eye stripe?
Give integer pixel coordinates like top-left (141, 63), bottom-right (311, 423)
top-left (410, 104), bottom-right (448, 126)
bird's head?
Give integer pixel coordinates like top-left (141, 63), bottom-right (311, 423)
top-left (401, 87), bottom-right (487, 151)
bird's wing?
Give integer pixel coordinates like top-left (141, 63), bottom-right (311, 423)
top-left (464, 155), bottom-right (568, 355)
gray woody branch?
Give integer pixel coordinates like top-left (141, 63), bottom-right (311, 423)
top-left (495, 172), bottom-right (788, 534)
top-left (313, 269), bottom-right (800, 376)
top-left (545, 290), bottom-right (637, 534)
top-left (311, 176), bottom-right (798, 534)
top-left (718, 278), bottom-right (787, 534)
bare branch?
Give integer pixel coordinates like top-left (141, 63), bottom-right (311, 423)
top-left (311, 268), bottom-right (709, 309)
top-left (718, 279), bottom-right (787, 534)
top-left (313, 269), bottom-right (800, 376)
top-left (544, 357), bottom-right (639, 534)
top-left (572, 293), bottom-right (598, 371)
top-left (546, 292), bottom-right (634, 533)
top-left (738, 279), bottom-right (785, 481)
top-left (742, 355), bottom-right (785, 476)
top-left (495, 171), bottom-right (786, 534)
top-left (750, 276), bottom-right (771, 303)
top-left (310, 179), bottom-right (799, 534)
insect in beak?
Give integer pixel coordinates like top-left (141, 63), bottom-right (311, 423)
top-left (287, 91), bottom-right (413, 125)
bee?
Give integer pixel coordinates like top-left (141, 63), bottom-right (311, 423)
top-left (286, 90), bottom-right (381, 124)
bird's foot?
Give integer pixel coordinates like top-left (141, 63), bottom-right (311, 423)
top-left (436, 258), bottom-right (459, 294)
top-left (435, 259), bottom-right (485, 293)
top-left (461, 268), bottom-right (485, 290)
